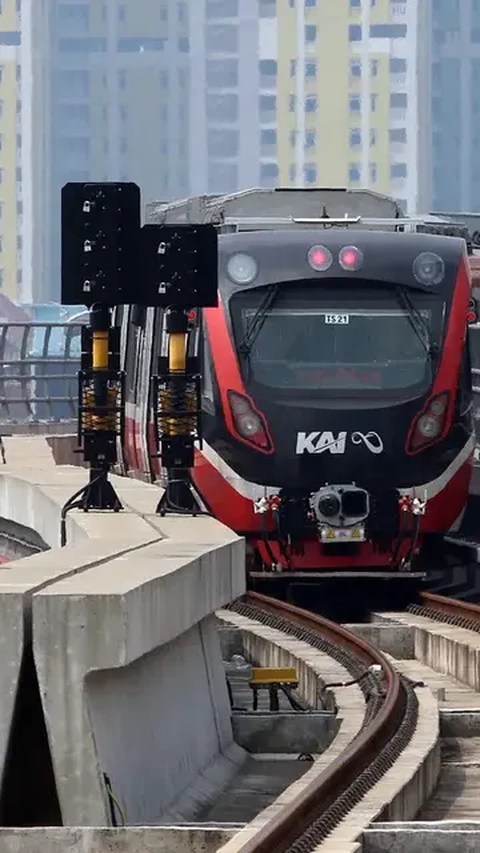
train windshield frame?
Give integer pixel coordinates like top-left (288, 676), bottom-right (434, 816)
top-left (229, 279), bottom-right (446, 400)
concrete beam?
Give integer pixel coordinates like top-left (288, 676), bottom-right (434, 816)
top-left (0, 437), bottom-right (245, 826)
top-left (0, 826), bottom-right (241, 853)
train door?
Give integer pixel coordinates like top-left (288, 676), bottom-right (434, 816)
top-left (123, 305), bottom-right (153, 477)
top-left (149, 307), bottom-right (165, 482)
top-left (112, 305), bottom-right (128, 474)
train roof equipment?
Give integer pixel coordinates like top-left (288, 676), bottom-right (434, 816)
top-left (146, 186), bottom-right (472, 249)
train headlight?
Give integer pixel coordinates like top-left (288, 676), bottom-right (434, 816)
top-left (417, 413), bottom-right (442, 440)
top-left (226, 253), bottom-right (258, 285)
top-left (339, 245), bottom-right (363, 271)
top-left (308, 245), bottom-right (333, 272)
top-left (413, 252), bottom-right (445, 286)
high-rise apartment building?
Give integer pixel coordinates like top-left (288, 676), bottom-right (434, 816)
top-left (430, 0), bottom-right (480, 212)
top-left (6, 0), bottom-right (435, 305)
top-left (0, 0), bottom-right (22, 302)
top-left (15, 0), bottom-right (191, 304)
top-left (272, 0), bottom-right (430, 213)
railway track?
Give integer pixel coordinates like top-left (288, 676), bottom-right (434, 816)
top-left (369, 588), bottom-right (480, 835)
top-left (218, 591), bottom-right (421, 853)
top-left (408, 589), bottom-right (480, 633)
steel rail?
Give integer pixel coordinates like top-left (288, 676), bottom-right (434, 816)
top-left (230, 591), bottom-right (409, 853)
top-left (409, 591), bottom-right (480, 634)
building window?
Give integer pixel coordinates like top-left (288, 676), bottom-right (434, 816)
top-left (118, 4), bottom-right (126, 22)
top-left (0, 269), bottom-right (4, 289)
top-left (0, 237), bottom-right (3, 253)
top-left (259, 94), bottom-right (276, 118)
top-left (349, 94), bottom-right (361, 112)
top-left (370, 94), bottom-right (378, 111)
top-left (349, 25), bottom-right (362, 41)
top-left (390, 58), bottom-right (407, 73)
top-left (207, 59), bottom-right (239, 87)
top-left (261, 129), bottom-right (277, 146)
top-left (370, 128), bottom-right (377, 146)
top-left (206, 24), bottom-right (238, 52)
top-left (391, 162), bottom-right (407, 179)
top-left (290, 59), bottom-right (296, 77)
top-left (0, 202), bottom-right (4, 219)
top-left (289, 164), bottom-right (296, 181)
top-left (207, 0), bottom-right (239, 15)
top-left (349, 163), bottom-right (361, 181)
top-left (350, 59), bottom-right (361, 78)
top-left (208, 128), bottom-right (239, 157)
top-left (305, 25), bottom-right (317, 42)
top-left (305, 94), bottom-right (317, 112)
top-left (350, 0), bottom-right (360, 7)
top-left (370, 24), bottom-right (407, 38)
top-left (305, 0), bottom-right (317, 6)
top-left (118, 70), bottom-right (126, 90)
top-left (350, 128), bottom-right (361, 146)
top-left (390, 127), bottom-right (407, 143)
top-left (370, 59), bottom-right (378, 77)
top-left (305, 61), bottom-right (317, 78)
top-left (390, 92), bottom-right (407, 108)
top-left (304, 164), bottom-right (317, 183)
top-left (260, 163), bottom-right (279, 179)
top-left (305, 129), bottom-right (316, 148)
top-left (0, 66), bottom-right (4, 84)
top-left (289, 94), bottom-right (296, 111)
top-left (259, 0), bottom-right (276, 17)
top-left (370, 163), bottom-right (377, 183)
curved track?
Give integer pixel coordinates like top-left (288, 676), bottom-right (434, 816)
top-left (225, 591), bottom-right (418, 853)
top-left (409, 590), bottom-right (480, 633)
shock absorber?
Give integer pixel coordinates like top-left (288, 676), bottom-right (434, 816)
top-left (153, 307), bottom-right (202, 515)
top-left (77, 303), bottom-right (124, 510)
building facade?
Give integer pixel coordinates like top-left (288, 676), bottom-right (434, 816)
top-left (15, 0), bottom-right (191, 304)
top-left (0, 0), bottom-right (22, 301)
top-left (273, 0), bottom-right (429, 213)
top-left (3, 0), bottom-right (437, 305)
top-left (430, 0), bottom-right (480, 213)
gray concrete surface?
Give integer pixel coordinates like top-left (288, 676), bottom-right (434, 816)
top-left (441, 710), bottom-right (480, 737)
top-left (345, 623), bottom-right (415, 659)
top-left (0, 436), bottom-right (245, 828)
top-left (232, 712), bottom-right (338, 754)
top-left (363, 822), bottom-right (480, 853)
top-left (419, 736), bottom-right (480, 820)
top-left (0, 826), bottom-right (240, 853)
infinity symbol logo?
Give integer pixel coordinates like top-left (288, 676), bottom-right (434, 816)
top-left (351, 431), bottom-right (384, 454)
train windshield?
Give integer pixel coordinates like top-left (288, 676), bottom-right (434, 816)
top-left (230, 282), bottom-right (444, 396)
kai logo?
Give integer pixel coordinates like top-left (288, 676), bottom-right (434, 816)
top-left (295, 431), bottom-right (384, 455)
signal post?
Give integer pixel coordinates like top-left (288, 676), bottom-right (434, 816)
top-left (60, 182), bottom-right (218, 537)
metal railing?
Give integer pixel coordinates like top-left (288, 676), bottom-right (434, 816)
top-left (0, 322), bottom-right (81, 426)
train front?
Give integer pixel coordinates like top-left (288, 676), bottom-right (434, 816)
top-left (196, 229), bottom-right (474, 584)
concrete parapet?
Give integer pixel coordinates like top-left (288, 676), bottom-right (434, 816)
top-left (363, 822), bottom-right (480, 853)
top-left (0, 825), bottom-right (241, 853)
top-left (0, 436), bottom-right (245, 826)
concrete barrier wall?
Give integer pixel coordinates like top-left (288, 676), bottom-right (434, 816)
top-left (0, 436), bottom-right (246, 827)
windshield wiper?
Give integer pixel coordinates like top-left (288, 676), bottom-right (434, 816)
top-left (395, 285), bottom-right (436, 358)
top-left (238, 283), bottom-right (281, 358)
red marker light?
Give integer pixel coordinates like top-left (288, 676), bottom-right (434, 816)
top-left (308, 245), bottom-right (332, 272)
top-left (467, 310), bottom-right (477, 324)
top-left (339, 245), bottom-right (363, 271)
top-left (188, 309), bottom-right (197, 320)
